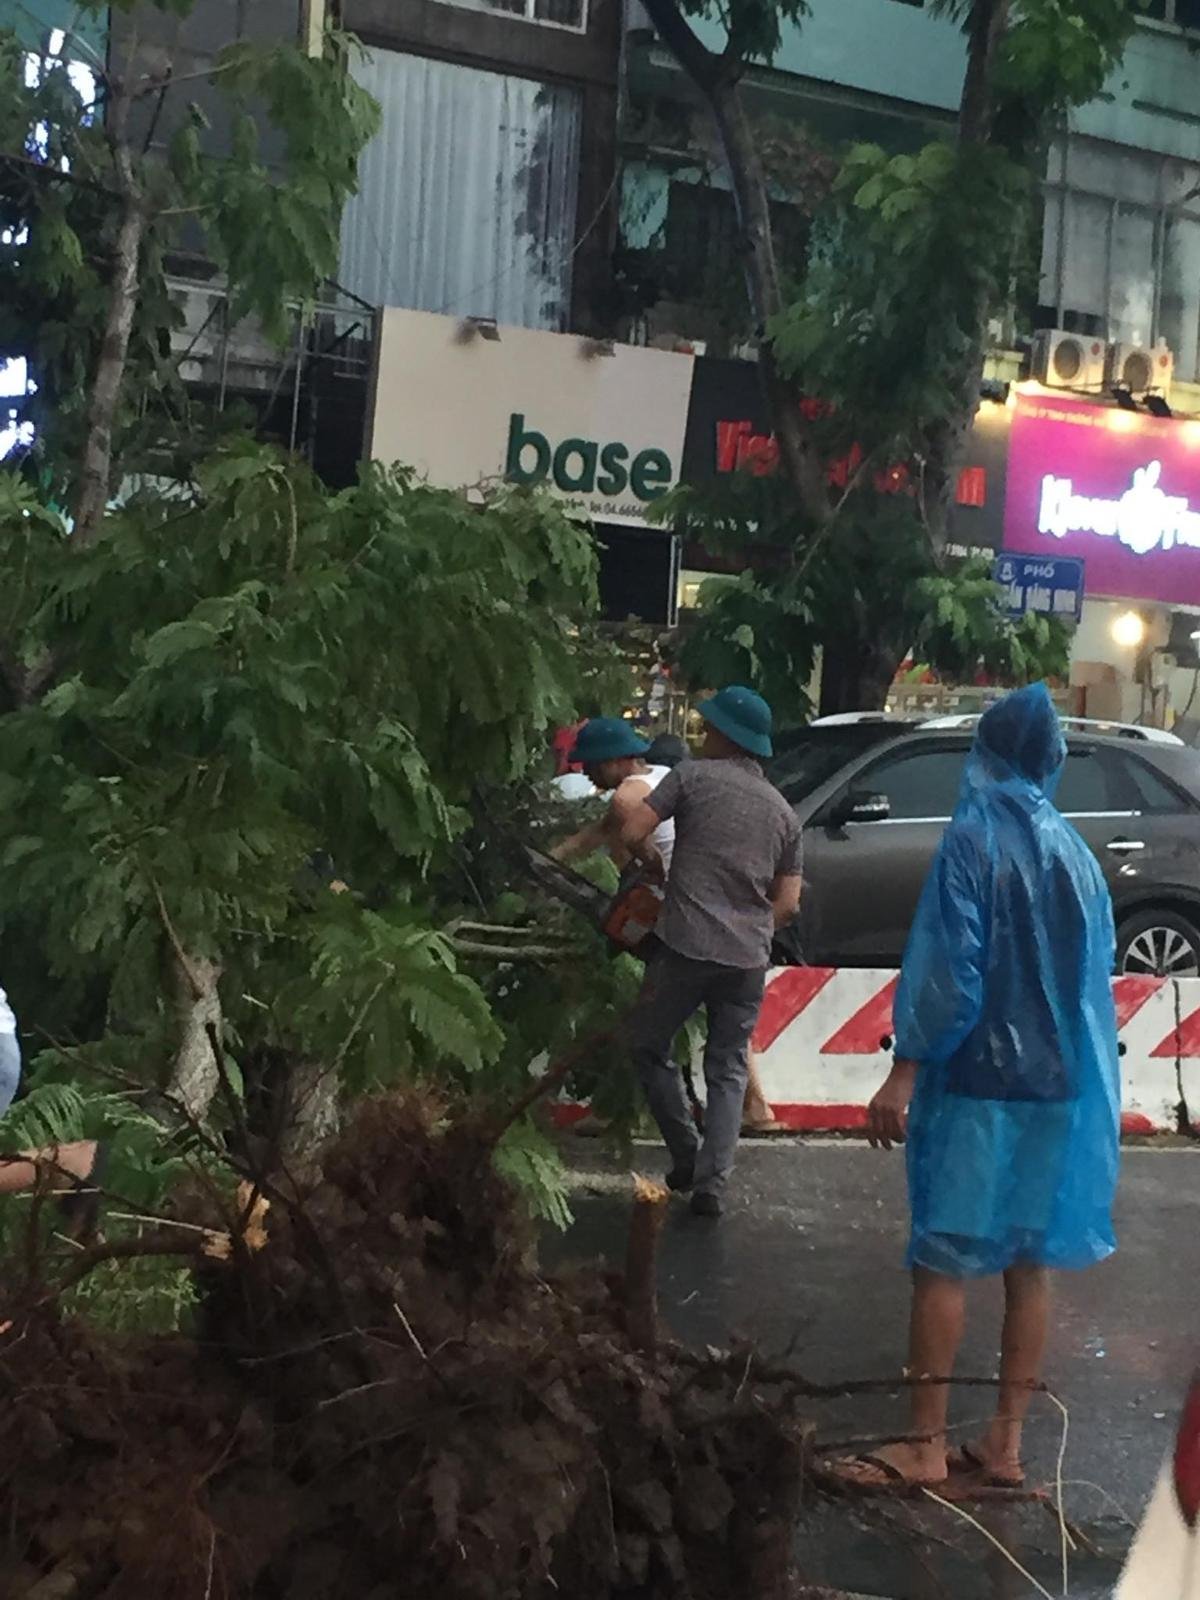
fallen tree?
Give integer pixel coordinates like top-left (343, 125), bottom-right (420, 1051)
top-left (0, 1092), bottom-right (813, 1600)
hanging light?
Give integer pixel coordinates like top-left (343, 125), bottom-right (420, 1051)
top-left (1110, 610), bottom-right (1147, 650)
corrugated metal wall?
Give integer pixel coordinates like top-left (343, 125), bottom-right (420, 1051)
top-left (339, 47), bottom-right (581, 330)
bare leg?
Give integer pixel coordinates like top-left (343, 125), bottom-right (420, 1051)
top-left (741, 1049), bottom-right (779, 1131)
top-left (967, 1263), bottom-right (1049, 1481)
top-left (0, 1141), bottom-right (97, 1196)
top-left (837, 1266), bottom-right (965, 1485)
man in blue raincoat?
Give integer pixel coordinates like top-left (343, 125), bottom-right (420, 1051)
top-left (838, 684), bottom-right (1121, 1491)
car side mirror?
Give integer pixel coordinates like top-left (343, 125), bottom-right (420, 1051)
top-left (830, 790), bottom-right (891, 827)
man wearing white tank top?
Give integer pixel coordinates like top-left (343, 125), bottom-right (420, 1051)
top-left (550, 718), bottom-right (674, 872)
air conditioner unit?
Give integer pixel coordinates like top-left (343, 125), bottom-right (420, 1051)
top-left (1107, 339), bottom-right (1174, 400)
top-left (1030, 329), bottom-right (1106, 392)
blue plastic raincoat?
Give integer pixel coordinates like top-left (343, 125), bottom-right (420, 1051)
top-left (894, 683), bottom-right (1121, 1278)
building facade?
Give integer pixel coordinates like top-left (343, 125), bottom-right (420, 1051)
top-left (336, 0), bottom-right (622, 336)
top-left (7, 0), bottom-right (1200, 724)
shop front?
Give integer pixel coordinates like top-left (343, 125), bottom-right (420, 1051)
top-left (1001, 391), bottom-right (1200, 736)
top-left (367, 307), bottom-right (695, 627)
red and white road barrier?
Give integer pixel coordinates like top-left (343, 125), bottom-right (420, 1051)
top-left (553, 970), bottom-right (1200, 1135)
top-left (752, 969), bottom-right (1200, 1136)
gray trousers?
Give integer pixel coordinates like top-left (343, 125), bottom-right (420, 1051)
top-left (627, 943), bottom-right (766, 1199)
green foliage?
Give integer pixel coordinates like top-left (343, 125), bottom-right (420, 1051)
top-left (772, 139), bottom-right (1026, 455)
top-left (283, 905), bottom-right (502, 1095)
top-left (994, 1), bottom-right (1132, 114)
top-left (0, 448), bottom-right (613, 1160)
top-left (0, 7), bottom-right (379, 492)
top-left (673, 0), bottom-right (811, 65)
top-left (0, 1067), bottom-right (210, 1331)
top-left (669, 469), bottom-right (1070, 711)
top-left (493, 1118), bottom-right (573, 1231)
top-left (194, 33), bottom-right (380, 342)
top-left (675, 573), bottom-right (814, 730)
top-left (647, 0), bottom-right (1131, 709)
top-left (912, 556), bottom-right (1073, 683)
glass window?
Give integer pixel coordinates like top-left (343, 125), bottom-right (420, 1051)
top-left (859, 748), bottom-right (968, 820)
top-left (1059, 193), bottom-right (1110, 324)
top-left (1160, 212), bottom-right (1200, 386)
top-left (1109, 204), bottom-right (1156, 348)
top-left (1119, 755), bottom-right (1191, 814)
top-left (1055, 751), bottom-right (1113, 815)
top-left (425, 0), bottom-right (586, 24)
top-left (339, 51), bottom-right (582, 330)
top-left (1141, 0), bottom-right (1200, 26)
top-left (1041, 138), bottom-right (1200, 381)
top-left (773, 731), bottom-right (901, 803)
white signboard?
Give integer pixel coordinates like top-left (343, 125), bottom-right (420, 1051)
top-left (368, 309), bottom-right (695, 527)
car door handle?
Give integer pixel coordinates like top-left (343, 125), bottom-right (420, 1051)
top-left (1106, 838), bottom-right (1146, 854)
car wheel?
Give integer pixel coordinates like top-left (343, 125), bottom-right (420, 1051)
top-left (1117, 910), bottom-right (1200, 979)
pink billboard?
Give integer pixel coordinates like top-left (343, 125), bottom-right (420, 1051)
top-left (1003, 392), bottom-right (1200, 607)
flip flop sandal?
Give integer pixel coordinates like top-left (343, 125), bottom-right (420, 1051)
top-left (947, 1442), bottom-right (1026, 1490)
top-left (57, 1141), bottom-right (110, 1242)
top-left (825, 1453), bottom-right (948, 1496)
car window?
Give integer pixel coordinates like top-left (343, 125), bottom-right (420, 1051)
top-left (1054, 750), bottom-right (1116, 814)
top-left (772, 730), bottom-right (906, 802)
top-left (1117, 753), bottom-right (1192, 815)
top-left (857, 747), bottom-right (968, 820)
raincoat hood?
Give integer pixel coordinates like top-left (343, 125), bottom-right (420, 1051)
top-left (969, 682), bottom-right (1066, 799)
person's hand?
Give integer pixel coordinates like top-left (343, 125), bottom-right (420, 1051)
top-left (867, 1060), bottom-right (917, 1151)
top-left (637, 844), bottom-right (666, 884)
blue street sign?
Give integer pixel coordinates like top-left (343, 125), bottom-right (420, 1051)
top-left (993, 554), bottom-right (1085, 623)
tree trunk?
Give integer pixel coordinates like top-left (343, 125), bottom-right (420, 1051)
top-left (637, 0), bottom-right (829, 526)
top-left (167, 950), bottom-right (223, 1121)
top-left (924, 0), bottom-right (1012, 555)
top-left (959, 0), bottom-right (1012, 147)
top-left (71, 76), bottom-right (143, 548)
top-left (817, 636), bottom-right (901, 716)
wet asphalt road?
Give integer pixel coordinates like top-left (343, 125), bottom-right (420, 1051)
top-left (545, 1139), bottom-right (1200, 1600)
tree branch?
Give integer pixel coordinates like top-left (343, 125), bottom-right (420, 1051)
top-left (486, 1025), bottom-right (614, 1146)
top-left (637, 0), bottom-right (722, 93)
top-left (0, 150), bottom-right (117, 198)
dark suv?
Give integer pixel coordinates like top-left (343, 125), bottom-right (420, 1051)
top-left (770, 719), bottom-right (1200, 976)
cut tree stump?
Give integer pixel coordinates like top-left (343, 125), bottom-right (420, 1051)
top-left (625, 1175), bottom-right (670, 1356)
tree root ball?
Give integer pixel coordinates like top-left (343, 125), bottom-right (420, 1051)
top-left (0, 1094), bottom-right (811, 1599)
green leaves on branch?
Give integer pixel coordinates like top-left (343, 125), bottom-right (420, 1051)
top-left (187, 33), bottom-right (381, 341)
top-left (0, 445), bottom-right (608, 1103)
top-left (0, 11), bottom-right (380, 489)
top-left (771, 138), bottom-right (1026, 447)
top-left (911, 556), bottom-right (1072, 684)
top-left (283, 904), bottom-right (502, 1094)
top-left (675, 571), bottom-right (814, 731)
